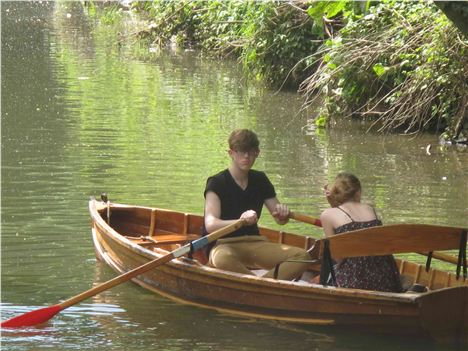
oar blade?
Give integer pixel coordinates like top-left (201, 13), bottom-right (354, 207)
top-left (1, 304), bottom-right (62, 328)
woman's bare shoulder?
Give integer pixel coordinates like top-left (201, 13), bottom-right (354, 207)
top-left (320, 207), bottom-right (340, 220)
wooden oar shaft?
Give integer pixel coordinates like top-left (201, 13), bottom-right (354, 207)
top-left (289, 212), bottom-right (322, 227)
top-left (1, 219), bottom-right (245, 328)
top-left (60, 253), bottom-right (174, 309)
top-left (61, 219), bottom-right (245, 309)
top-left (418, 251), bottom-right (460, 265)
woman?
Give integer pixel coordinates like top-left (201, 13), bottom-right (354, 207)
top-left (320, 172), bottom-right (402, 292)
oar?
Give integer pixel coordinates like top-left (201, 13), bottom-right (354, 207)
top-left (289, 212), bottom-right (461, 266)
top-left (1, 219), bottom-right (245, 328)
top-left (417, 251), bottom-right (459, 265)
top-left (289, 212), bottom-right (322, 227)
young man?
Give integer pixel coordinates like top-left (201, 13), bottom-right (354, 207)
top-left (203, 129), bottom-right (310, 280)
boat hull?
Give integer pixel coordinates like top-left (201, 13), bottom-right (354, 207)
top-left (89, 200), bottom-right (467, 343)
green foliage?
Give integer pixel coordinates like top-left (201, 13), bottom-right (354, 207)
top-left (84, 1), bottom-right (124, 25)
top-left (308, 1), bottom-right (347, 19)
top-left (236, 1), bottom-right (321, 87)
top-left (301, 0), bottom-right (468, 137)
top-left (130, 0), bottom-right (201, 45)
top-left (315, 113), bottom-right (327, 127)
top-left (84, 0), bottom-right (467, 137)
top-left (129, 0), bottom-right (323, 88)
top-left (100, 5), bottom-right (124, 26)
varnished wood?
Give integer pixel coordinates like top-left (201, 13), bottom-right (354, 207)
top-left (291, 212), bottom-right (464, 266)
top-left (148, 209), bottom-right (156, 236)
top-left (289, 212), bottom-right (322, 226)
top-left (319, 224), bottom-right (466, 258)
top-left (56, 203), bottom-right (245, 311)
top-left (418, 251), bottom-right (460, 265)
top-left (89, 200), bottom-right (468, 343)
top-left (127, 234), bottom-right (200, 246)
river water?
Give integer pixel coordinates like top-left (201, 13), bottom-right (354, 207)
top-left (1, 2), bottom-right (467, 350)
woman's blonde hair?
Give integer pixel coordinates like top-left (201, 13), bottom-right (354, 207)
top-left (327, 172), bottom-right (361, 207)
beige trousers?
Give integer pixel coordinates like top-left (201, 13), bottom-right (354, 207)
top-left (208, 235), bottom-right (310, 280)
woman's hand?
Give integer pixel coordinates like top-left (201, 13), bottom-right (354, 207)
top-left (323, 184), bottom-right (335, 206)
top-left (323, 184), bottom-right (331, 197)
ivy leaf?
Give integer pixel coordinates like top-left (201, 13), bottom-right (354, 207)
top-left (372, 63), bottom-right (387, 77)
top-left (307, 1), bottom-right (348, 20)
top-left (315, 115), bottom-right (327, 127)
top-left (325, 1), bottom-right (347, 18)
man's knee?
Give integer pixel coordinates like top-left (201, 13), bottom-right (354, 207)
top-left (211, 253), bottom-right (235, 268)
top-left (287, 246), bottom-right (311, 261)
top-left (210, 247), bottom-right (237, 268)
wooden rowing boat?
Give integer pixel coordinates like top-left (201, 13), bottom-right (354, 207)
top-left (89, 198), bottom-right (467, 344)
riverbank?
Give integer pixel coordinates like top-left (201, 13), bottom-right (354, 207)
top-left (86, 0), bottom-right (467, 142)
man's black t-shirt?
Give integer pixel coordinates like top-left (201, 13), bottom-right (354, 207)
top-left (204, 169), bottom-right (276, 238)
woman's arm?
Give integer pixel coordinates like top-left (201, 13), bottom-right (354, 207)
top-left (320, 208), bottom-right (337, 238)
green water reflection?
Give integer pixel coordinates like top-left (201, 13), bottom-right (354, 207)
top-left (1, 2), bottom-right (466, 350)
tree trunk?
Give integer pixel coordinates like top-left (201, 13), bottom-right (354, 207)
top-left (453, 94), bottom-right (467, 140)
top-left (434, 1), bottom-right (468, 39)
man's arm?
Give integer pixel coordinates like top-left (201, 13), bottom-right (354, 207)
top-left (204, 191), bottom-right (257, 233)
top-left (264, 197), bottom-right (290, 225)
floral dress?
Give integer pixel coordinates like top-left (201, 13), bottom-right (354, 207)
top-left (333, 209), bottom-right (402, 293)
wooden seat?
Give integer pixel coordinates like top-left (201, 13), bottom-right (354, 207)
top-left (126, 233), bottom-right (199, 246)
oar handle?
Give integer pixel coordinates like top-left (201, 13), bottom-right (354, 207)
top-left (289, 212), bottom-right (322, 227)
top-left (417, 251), bottom-right (460, 265)
top-left (60, 219), bottom-right (245, 309)
top-left (188, 219), bottom-right (246, 252)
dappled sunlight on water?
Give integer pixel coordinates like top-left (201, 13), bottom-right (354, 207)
top-left (2, 2), bottom-right (466, 350)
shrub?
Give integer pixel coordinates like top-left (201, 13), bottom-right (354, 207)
top-left (300, 0), bottom-right (467, 138)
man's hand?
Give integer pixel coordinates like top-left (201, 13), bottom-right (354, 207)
top-left (272, 204), bottom-right (290, 224)
top-left (240, 210), bottom-right (258, 225)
